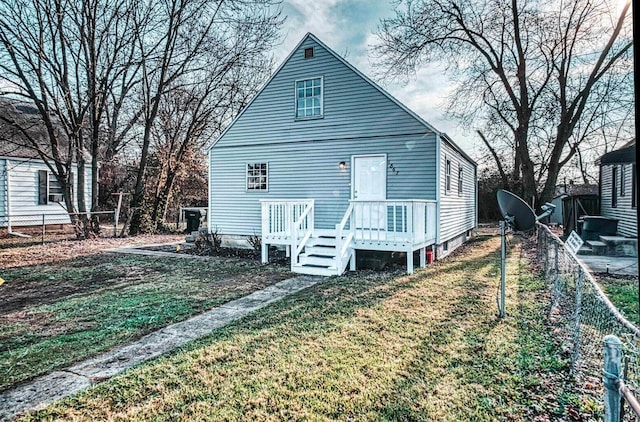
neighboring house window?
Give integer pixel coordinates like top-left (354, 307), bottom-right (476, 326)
top-left (246, 163), bottom-right (268, 191)
top-left (38, 170), bottom-right (65, 204)
top-left (620, 164), bottom-right (626, 196)
top-left (445, 159), bottom-right (451, 194)
top-left (458, 165), bottom-right (463, 196)
top-left (295, 77), bottom-right (322, 118)
top-left (611, 166), bottom-right (618, 208)
top-left (632, 164), bottom-right (637, 208)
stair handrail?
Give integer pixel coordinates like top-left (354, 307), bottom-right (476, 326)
top-left (335, 203), bottom-right (355, 271)
top-left (291, 202), bottom-right (315, 270)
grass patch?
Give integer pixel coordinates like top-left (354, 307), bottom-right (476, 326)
top-left (0, 253), bottom-right (290, 391)
top-left (598, 275), bottom-right (639, 323)
top-left (21, 237), bottom-right (587, 421)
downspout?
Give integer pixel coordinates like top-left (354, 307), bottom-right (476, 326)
top-left (474, 164), bottom-right (478, 230)
top-left (435, 132), bottom-right (441, 248)
top-left (207, 148), bottom-right (212, 233)
top-left (4, 160), bottom-right (10, 233)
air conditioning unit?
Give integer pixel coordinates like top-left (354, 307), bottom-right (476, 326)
top-left (49, 194), bottom-right (64, 203)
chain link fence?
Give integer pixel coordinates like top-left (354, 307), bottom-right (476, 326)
top-left (0, 211), bottom-right (117, 248)
top-left (536, 223), bottom-right (639, 420)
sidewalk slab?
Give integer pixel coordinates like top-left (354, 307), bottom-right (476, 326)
top-left (0, 371), bottom-right (91, 419)
top-left (0, 275), bottom-right (322, 421)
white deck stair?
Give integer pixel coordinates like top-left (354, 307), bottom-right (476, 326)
top-left (292, 229), bottom-right (353, 276)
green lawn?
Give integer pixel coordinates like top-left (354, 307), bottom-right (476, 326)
top-left (20, 236), bottom-right (594, 421)
top-left (0, 253), bottom-right (290, 391)
top-left (598, 275), bottom-right (639, 323)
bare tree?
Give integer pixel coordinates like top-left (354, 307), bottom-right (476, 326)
top-left (0, 0), bottom-right (144, 236)
top-left (126, 0), bottom-right (283, 234)
top-left (375, 0), bottom-right (633, 205)
top-left (146, 52), bottom-right (273, 230)
top-left (0, 0), bottom-right (283, 236)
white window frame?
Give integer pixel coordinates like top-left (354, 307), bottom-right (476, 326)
top-left (458, 164), bottom-right (463, 196)
top-left (246, 162), bottom-right (268, 192)
top-left (294, 76), bottom-right (323, 119)
top-left (38, 170), bottom-right (66, 205)
top-left (445, 158), bottom-right (452, 194)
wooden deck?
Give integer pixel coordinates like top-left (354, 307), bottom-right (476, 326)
top-left (260, 199), bottom-right (437, 275)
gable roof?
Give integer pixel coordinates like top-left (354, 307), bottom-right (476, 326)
top-left (598, 141), bottom-right (636, 165)
top-left (0, 98), bottom-right (68, 161)
top-left (210, 33), bottom-right (474, 165)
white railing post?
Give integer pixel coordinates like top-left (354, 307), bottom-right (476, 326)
top-left (291, 223), bottom-right (298, 271)
top-left (285, 203), bottom-right (292, 239)
top-left (335, 223), bottom-right (342, 270)
top-left (407, 201), bottom-right (414, 244)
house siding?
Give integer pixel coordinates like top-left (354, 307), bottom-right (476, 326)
top-left (213, 36), bottom-right (429, 150)
top-left (209, 33), bottom-right (477, 253)
top-left (210, 133), bottom-right (437, 235)
top-left (0, 158), bottom-right (92, 227)
top-left (438, 138), bottom-right (477, 251)
top-left (600, 163), bottom-right (637, 237)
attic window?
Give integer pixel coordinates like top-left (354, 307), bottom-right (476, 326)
top-left (304, 47), bottom-right (314, 59)
top-left (295, 77), bottom-right (323, 118)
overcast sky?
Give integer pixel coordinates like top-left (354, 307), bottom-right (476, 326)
top-left (276, 0), bottom-right (480, 159)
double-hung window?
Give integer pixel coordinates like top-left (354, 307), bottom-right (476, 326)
top-left (295, 77), bottom-right (323, 118)
top-left (458, 166), bottom-right (463, 195)
top-left (38, 170), bottom-right (65, 204)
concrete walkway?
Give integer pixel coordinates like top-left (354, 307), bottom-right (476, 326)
top-left (578, 254), bottom-right (638, 277)
top-left (0, 275), bottom-right (321, 421)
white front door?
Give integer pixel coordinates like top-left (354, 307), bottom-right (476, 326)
top-left (352, 154), bottom-right (387, 229)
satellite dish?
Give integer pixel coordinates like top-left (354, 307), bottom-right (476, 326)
top-left (496, 189), bottom-right (536, 232)
top-left (495, 190), bottom-right (555, 318)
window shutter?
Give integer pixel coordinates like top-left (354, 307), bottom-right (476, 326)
top-left (38, 170), bottom-right (48, 205)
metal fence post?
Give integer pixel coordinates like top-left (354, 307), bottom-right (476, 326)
top-left (553, 242), bottom-right (559, 285)
top-left (604, 335), bottom-right (622, 422)
top-left (545, 233), bottom-right (549, 276)
top-left (572, 267), bottom-right (583, 371)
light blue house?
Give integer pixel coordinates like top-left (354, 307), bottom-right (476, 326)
top-left (208, 33), bottom-right (477, 276)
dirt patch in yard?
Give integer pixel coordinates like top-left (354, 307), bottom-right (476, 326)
top-left (0, 234), bottom-right (184, 270)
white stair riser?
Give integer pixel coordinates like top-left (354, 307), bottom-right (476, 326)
top-left (307, 237), bottom-right (336, 247)
top-left (292, 264), bottom-right (338, 276)
top-left (299, 255), bottom-right (336, 266)
top-left (305, 246), bottom-right (336, 256)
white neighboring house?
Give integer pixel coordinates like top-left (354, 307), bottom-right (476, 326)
top-left (0, 102), bottom-right (92, 231)
top-left (599, 141), bottom-right (637, 237)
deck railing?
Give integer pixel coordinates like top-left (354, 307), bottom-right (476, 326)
top-left (260, 199), bottom-right (314, 244)
top-left (336, 202), bottom-right (355, 272)
top-left (350, 199), bottom-right (436, 247)
top-left (291, 203), bottom-right (315, 270)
